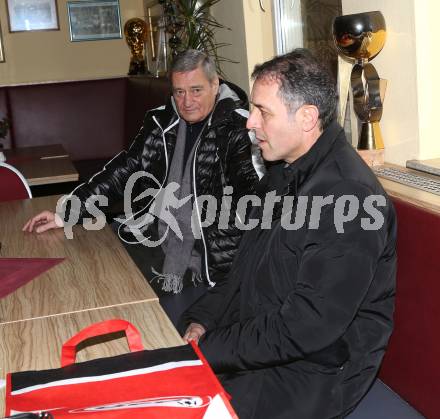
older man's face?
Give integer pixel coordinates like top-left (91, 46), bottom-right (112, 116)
top-left (171, 66), bottom-right (219, 124)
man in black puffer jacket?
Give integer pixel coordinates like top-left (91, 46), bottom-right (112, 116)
top-left (23, 50), bottom-right (263, 322)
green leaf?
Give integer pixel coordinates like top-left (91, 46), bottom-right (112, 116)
top-left (163, 0), bottom-right (238, 77)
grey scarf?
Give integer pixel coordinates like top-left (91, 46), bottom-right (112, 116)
top-left (153, 119), bottom-right (204, 293)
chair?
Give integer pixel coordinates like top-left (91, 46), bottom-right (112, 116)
top-left (0, 162), bottom-right (32, 202)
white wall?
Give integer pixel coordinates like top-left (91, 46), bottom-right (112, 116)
top-left (242, 0), bottom-right (275, 92)
top-left (212, 0), bottom-right (275, 95)
top-left (413, 1), bottom-right (440, 160)
top-left (210, 0), bottom-right (249, 93)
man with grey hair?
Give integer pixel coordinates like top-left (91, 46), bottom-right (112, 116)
top-left (180, 49), bottom-right (397, 418)
top-left (23, 49), bottom-right (261, 323)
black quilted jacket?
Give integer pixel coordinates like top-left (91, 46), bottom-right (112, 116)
top-left (64, 81), bottom-right (262, 286)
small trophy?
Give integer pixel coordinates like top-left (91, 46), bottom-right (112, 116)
top-left (124, 18), bottom-right (149, 76)
top-left (333, 11), bottom-right (387, 151)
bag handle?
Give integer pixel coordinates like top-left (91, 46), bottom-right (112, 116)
top-left (61, 319), bottom-right (144, 367)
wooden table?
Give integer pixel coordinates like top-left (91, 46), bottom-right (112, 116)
top-left (3, 145), bottom-right (79, 186)
top-left (0, 194), bottom-right (185, 414)
top-left (0, 302), bottom-right (184, 414)
top-left (0, 195), bottom-right (157, 324)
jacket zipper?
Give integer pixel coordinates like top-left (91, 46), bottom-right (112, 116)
top-left (192, 126), bottom-right (216, 287)
top-left (117, 116), bottom-right (178, 245)
top-left (153, 115), bottom-right (178, 177)
top-left (190, 97), bottom-right (222, 288)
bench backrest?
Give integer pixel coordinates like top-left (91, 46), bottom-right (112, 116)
top-left (3, 78), bottom-right (127, 162)
top-left (379, 197), bottom-right (440, 419)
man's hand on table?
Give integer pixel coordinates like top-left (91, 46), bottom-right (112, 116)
top-left (183, 322), bottom-right (206, 344)
top-left (22, 211), bottom-right (64, 233)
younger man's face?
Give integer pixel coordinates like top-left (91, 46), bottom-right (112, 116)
top-left (247, 77), bottom-right (306, 164)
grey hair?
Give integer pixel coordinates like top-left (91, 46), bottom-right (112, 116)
top-left (170, 49), bottom-right (218, 83)
top-left (251, 48), bottom-right (337, 130)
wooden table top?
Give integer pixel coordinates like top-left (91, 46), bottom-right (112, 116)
top-left (0, 301), bottom-right (184, 415)
top-left (0, 195), bottom-right (157, 324)
top-left (4, 144), bottom-right (79, 186)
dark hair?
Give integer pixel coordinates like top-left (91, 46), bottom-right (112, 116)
top-left (170, 49), bottom-right (217, 83)
top-left (251, 48), bottom-right (337, 130)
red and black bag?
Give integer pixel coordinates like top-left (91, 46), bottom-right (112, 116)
top-left (5, 319), bottom-right (236, 418)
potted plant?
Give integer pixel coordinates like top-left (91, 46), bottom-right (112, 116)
top-left (160, 0), bottom-right (236, 76)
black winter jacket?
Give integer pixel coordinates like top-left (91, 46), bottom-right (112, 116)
top-left (181, 122), bottom-right (397, 418)
top-left (64, 81), bottom-right (262, 286)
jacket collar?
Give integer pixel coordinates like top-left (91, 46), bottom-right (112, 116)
top-left (261, 120), bottom-right (344, 197)
top-left (285, 120), bottom-right (343, 189)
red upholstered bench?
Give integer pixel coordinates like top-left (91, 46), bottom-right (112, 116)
top-left (350, 196), bottom-right (438, 418)
top-left (0, 76), bottom-right (170, 185)
top-left (378, 197), bottom-right (440, 418)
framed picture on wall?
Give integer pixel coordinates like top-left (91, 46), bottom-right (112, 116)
top-left (67, 0), bottom-right (122, 42)
top-left (6, 0), bottom-right (59, 32)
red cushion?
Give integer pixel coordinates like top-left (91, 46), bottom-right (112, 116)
top-left (0, 166), bottom-right (30, 202)
top-left (379, 197), bottom-right (440, 418)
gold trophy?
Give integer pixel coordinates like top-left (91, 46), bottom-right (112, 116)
top-left (124, 18), bottom-right (149, 75)
top-left (333, 11), bottom-right (387, 151)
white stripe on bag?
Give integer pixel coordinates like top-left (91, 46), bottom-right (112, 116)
top-left (11, 360), bottom-right (203, 396)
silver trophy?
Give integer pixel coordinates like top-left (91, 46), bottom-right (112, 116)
top-left (333, 11), bottom-right (387, 150)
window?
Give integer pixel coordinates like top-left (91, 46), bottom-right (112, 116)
top-left (273, 0), bottom-right (341, 79)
